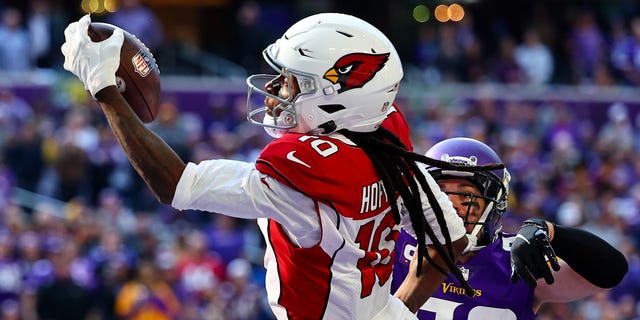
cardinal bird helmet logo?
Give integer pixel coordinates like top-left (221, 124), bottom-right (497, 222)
top-left (323, 52), bottom-right (390, 93)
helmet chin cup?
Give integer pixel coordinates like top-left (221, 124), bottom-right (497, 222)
top-left (262, 113), bottom-right (290, 138)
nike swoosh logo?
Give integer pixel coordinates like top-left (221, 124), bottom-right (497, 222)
top-left (287, 151), bottom-right (311, 168)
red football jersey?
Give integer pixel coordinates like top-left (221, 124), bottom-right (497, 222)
top-left (255, 105), bottom-right (412, 319)
top-left (172, 105), bottom-right (456, 319)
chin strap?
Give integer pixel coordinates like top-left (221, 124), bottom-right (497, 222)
top-left (461, 200), bottom-right (494, 255)
top-left (461, 234), bottom-right (486, 255)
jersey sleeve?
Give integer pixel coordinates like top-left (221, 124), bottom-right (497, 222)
top-left (172, 159), bottom-right (261, 216)
top-left (171, 159), bottom-right (321, 247)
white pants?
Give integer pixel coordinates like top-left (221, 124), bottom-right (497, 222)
top-left (372, 296), bottom-right (418, 320)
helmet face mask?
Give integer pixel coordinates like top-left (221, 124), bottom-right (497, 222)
top-left (246, 56), bottom-right (321, 138)
top-left (246, 13), bottom-right (403, 138)
top-left (426, 138), bottom-right (510, 250)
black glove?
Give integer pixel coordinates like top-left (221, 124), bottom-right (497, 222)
top-left (510, 218), bottom-right (561, 288)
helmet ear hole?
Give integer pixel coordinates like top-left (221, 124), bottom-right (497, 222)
top-left (318, 121), bottom-right (337, 134)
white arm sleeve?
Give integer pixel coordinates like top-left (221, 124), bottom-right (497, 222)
top-left (400, 166), bottom-right (466, 245)
top-left (172, 159), bottom-right (321, 247)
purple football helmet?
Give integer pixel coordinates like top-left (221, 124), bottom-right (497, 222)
top-left (425, 137), bottom-right (510, 249)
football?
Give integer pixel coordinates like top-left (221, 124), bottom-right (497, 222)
top-left (87, 22), bottom-right (160, 123)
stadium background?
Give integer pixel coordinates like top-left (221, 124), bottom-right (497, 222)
top-left (0, 0), bottom-right (640, 319)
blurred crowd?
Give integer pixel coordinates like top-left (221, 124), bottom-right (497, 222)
top-left (3, 0), bottom-right (640, 86)
top-left (0, 0), bottom-right (640, 319)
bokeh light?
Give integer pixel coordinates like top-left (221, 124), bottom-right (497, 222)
top-left (413, 5), bottom-right (431, 23)
top-left (81, 0), bottom-right (108, 14)
top-left (434, 4), bottom-right (450, 22)
top-left (448, 3), bottom-right (465, 22)
top-left (104, 0), bottom-right (118, 13)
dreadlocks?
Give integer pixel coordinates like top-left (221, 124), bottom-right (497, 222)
top-left (341, 127), bottom-right (503, 297)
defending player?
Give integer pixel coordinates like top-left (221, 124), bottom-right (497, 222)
top-left (60, 13), bottom-right (495, 320)
top-left (392, 137), bottom-right (628, 319)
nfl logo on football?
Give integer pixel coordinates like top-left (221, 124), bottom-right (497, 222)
top-left (131, 50), bottom-right (152, 77)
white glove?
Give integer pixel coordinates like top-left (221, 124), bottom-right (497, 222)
top-left (61, 14), bottom-right (124, 97)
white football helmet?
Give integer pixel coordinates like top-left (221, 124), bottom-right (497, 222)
top-left (246, 13), bottom-right (403, 138)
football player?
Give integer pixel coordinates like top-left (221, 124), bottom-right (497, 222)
top-left (61, 13), bottom-right (495, 320)
top-left (392, 137), bottom-right (628, 319)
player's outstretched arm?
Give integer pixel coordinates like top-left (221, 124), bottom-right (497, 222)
top-left (62, 15), bottom-right (185, 204)
top-left (548, 223), bottom-right (628, 289)
top-left (95, 86), bottom-right (185, 204)
top-left (511, 219), bottom-right (628, 309)
top-left (511, 219), bottom-right (627, 290)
